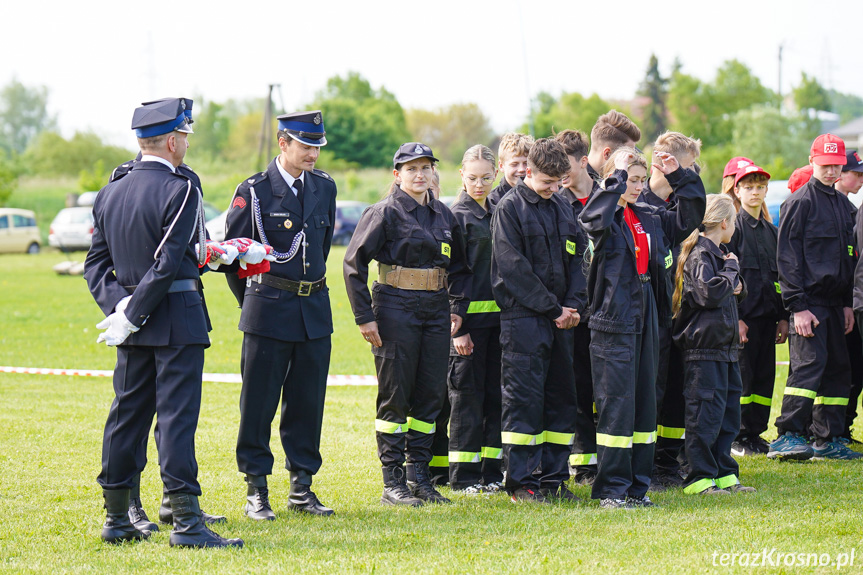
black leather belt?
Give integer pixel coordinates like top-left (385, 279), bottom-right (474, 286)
top-left (124, 279), bottom-right (199, 293)
top-left (258, 274), bottom-right (326, 296)
top-left (639, 273), bottom-right (651, 284)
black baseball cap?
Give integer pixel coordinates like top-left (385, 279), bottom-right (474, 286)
top-left (393, 142), bottom-right (438, 168)
top-left (843, 150), bottom-right (863, 173)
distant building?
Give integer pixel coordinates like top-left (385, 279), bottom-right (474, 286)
top-left (835, 116), bottom-right (863, 150)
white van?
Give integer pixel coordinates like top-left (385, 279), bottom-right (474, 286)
top-left (0, 208), bottom-right (41, 254)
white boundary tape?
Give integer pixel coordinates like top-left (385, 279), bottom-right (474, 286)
top-left (0, 366), bottom-right (377, 386)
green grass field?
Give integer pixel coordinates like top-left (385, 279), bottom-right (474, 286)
top-left (1, 251), bottom-right (863, 574)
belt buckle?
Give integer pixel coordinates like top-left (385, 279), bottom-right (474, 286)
top-left (297, 280), bottom-right (313, 296)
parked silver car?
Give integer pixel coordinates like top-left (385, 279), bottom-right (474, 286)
top-left (49, 207), bottom-right (94, 251)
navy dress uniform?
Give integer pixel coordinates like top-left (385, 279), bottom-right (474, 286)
top-left (343, 143), bottom-right (470, 506)
top-left (224, 110), bottom-right (338, 518)
top-left (84, 98), bottom-right (241, 548)
top-left (108, 99), bottom-right (226, 531)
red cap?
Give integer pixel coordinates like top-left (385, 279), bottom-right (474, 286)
top-left (810, 134), bottom-right (847, 166)
top-left (723, 156), bottom-right (753, 178)
top-left (733, 164), bottom-right (771, 187)
top-left (788, 165), bottom-right (813, 193)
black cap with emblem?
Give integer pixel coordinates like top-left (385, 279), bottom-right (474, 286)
top-left (393, 142), bottom-right (439, 169)
top-left (277, 110), bottom-right (327, 147)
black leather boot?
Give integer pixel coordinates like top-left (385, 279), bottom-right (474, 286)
top-left (286, 470), bottom-right (334, 516)
top-left (381, 465), bottom-right (423, 507)
top-left (244, 475), bottom-right (276, 520)
top-left (159, 493), bottom-right (227, 525)
top-left (101, 489), bottom-right (151, 544)
top-left (127, 477), bottom-right (159, 532)
top-left (406, 462), bottom-right (451, 504)
top-left (168, 493), bottom-right (243, 548)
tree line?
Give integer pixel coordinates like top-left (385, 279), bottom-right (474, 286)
top-left (1, 55), bottom-right (862, 205)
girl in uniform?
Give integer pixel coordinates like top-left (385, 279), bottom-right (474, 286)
top-left (673, 194), bottom-right (755, 494)
top-left (580, 147), bottom-right (703, 508)
top-left (447, 145), bottom-right (503, 493)
top-left (343, 143), bottom-right (469, 507)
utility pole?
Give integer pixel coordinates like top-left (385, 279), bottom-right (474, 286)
top-left (777, 43), bottom-right (783, 109)
top-left (258, 84), bottom-right (282, 167)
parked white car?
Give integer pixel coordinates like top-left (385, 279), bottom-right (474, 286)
top-left (49, 207), bottom-right (94, 251)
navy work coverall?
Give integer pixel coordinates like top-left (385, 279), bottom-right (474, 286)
top-left (776, 178), bottom-right (856, 442)
top-left (673, 236), bottom-right (747, 493)
top-left (580, 167), bottom-right (705, 501)
top-left (343, 186), bottom-right (469, 466)
top-left (491, 182), bottom-right (584, 493)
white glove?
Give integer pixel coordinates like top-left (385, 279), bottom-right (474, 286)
top-left (96, 306), bottom-right (140, 346)
top-left (207, 243), bottom-right (240, 270)
top-left (238, 243), bottom-right (269, 269)
top-left (115, 295), bottom-right (132, 314)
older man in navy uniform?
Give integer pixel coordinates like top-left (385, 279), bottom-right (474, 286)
top-left (225, 110), bottom-right (337, 518)
top-left (107, 97), bottom-right (228, 533)
top-left (84, 99), bottom-right (243, 547)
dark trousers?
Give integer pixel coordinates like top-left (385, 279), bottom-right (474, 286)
top-left (775, 305), bottom-right (851, 441)
top-left (591, 282), bottom-right (659, 500)
top-left (373, 290), bottom-right (450, 466)
top-left (236, 333), bottom-right (331, 477)
top-left (447, 326), bottom-right (503, 489)
top-left (844, 314), bottom-right (863, 436)
top-left (98, 344), bottom-right (205, 495)
top-left (500, 315), bottom-right (576, 492)
top-left (569, 323), bottom-right (596, 477)
top-left (738, 317), bottom-right (778, 438)
top-left (429, 397), bottom-right (450, 485)
top-left (683, 360), bottom-right (742, 493)
top-left (654, 326), bottom-right (685, 475)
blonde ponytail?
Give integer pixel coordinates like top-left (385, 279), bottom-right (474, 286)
top-left (672, 194), bottom-right (737, 317)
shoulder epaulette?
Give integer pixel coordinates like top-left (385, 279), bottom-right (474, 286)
top-left (240, 171), bottom-right (268, 188)
top-left (312, 168), bottom-right (333, 181)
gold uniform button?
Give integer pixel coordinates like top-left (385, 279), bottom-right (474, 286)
top-left (285, 219), bottom-right (292, 229)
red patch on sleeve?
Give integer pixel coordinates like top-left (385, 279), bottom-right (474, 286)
top-left (232, 197), bottom-right (247, 209)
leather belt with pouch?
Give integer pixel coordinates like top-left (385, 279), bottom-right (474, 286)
top-left (378, 264), bottom-right (447, 291)
top-left (256, 273), bottom-right (326, 296)
top-left (124, 279), bottom-right (199, 293)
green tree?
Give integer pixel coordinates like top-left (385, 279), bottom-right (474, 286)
top-left (406, 103), bottom-right (495, 164)
top-left (637, 54), bottom-right (668, 143)
top-left (793, 72), bottom-right (831, 112)
top-left (731, 105), bottom-right (811, 180)
top-left (191, 99), bottom-right (233, 162)
top-left (828, 90), bottom-right (863, 124)
top-left (311, 72), bottom-right (410, 167)
top-left (0, 79), bottom-right (55, 154)
top-left (530, 92), bottom-right (612, 138)
top-left (23, 131), bottom-right (132, 178)
top-left (0, 149), bottom-right (20, 206)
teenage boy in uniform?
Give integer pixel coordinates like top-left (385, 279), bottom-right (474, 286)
top-left (837, 150), bottom-right (863, 442)
top-left (488, 133), bottom-right (534, 206)
top-left (639, 132), bottom-right (704, 488)
top-left (491, 138), bottom-right (583, 503)
top-left (555, 129), bottom-right (599, 484)
top-left (586, 110), bottom-right (642, 183)
top-left (771, 134), bottom-right (863, 461)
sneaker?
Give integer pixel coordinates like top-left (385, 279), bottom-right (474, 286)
top-left (510, 488), bottom-right (549, 504)
top-left (811, 439), bottom-right (863, 460)
top-left (626, 494), bottom-right (656, 507)
top-left (726, 483), bottom-right (757, 493)
top-left (483, 481), bottom-right (504, 493)
top-left (698, 486), bottom-right (731, 495)
top-left (749, 436), bottom-right (770, 454)
top-left (600, 498), bottom-right (633, 509)
top-left (731, 438), bottom-right (758, 457)
top-left (651, 473), bottom-right (683, 489)
top-left (454, 484), bottom-right (487, 495)
top-left (767, 432), bottom-right (814, 461)
top-left (540, 484), bottom-right (582, 502)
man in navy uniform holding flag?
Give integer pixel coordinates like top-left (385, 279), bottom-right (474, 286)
top-left (85, 98), bottom-right (243, 548)
top-left (224, 110), bottom-right (338, 519)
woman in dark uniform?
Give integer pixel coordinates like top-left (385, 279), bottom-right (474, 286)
top-left (343, 142), bottom-right (469, 507)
